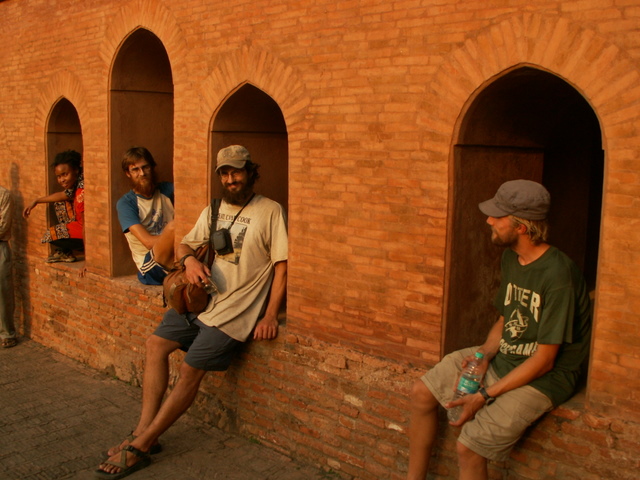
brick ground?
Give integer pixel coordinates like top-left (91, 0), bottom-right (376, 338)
top-left (0, 339), bottom-right (335, 480)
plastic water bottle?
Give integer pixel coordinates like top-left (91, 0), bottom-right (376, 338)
top-left (201, 278), bottom-right (218, 295)
top-left (447, 351), bottom-right (485, 423)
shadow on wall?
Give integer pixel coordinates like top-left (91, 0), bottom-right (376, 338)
top-left (10, 162), bottom-right (32, 337)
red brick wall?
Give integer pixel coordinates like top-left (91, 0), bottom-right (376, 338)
top-left (3, 1), bottom-right (640, 478)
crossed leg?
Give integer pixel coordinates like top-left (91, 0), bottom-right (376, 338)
top-left (98, 334), bottom-right (207, 475)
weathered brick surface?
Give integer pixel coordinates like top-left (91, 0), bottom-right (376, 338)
top-left (0, 340), bottom-right (331, 479)
top-left (2, 0), bottom-right (640, 478)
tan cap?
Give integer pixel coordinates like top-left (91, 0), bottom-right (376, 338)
top-left (215, 145), bottom-right (251, 172)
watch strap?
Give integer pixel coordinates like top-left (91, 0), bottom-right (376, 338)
top-left (479, 387), bottom-right (495, 404)
top-left (178, 253), bottom-right (195, 267)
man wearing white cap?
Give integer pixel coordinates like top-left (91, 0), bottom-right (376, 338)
top-left (97, 145), bottom-right (288, 479)
top-left (407, 179), bottom-right (592, 480)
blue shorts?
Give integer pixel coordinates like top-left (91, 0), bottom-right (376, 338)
top-left (153, 309), bottom-right (241, 371)
top-left (138, 251), bottom-right (168, 285)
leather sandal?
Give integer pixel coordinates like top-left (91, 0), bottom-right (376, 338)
top-left (1, 338), bottom-right (17, 348)
top-left (95, 445), bottom-right (151, 479)
top-left (102, 432), bottom-right (162, 460)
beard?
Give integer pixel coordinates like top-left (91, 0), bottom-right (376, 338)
top-left (490, 228), bottom-right (519, 247)
top-left (221, 181), bottom-right (253, 205)
top-left (131, 174), bottom-right (157, 198)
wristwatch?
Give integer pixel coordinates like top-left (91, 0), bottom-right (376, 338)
top-left (178, 253), bottom-right (195, 267)
top-left (479, 387), bottom-right (496, 405)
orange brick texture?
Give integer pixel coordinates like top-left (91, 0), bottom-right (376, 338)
top-left (2, 1), bottom-right (640, 479)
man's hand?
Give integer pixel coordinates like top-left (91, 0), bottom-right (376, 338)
top-left (459, 351), bottom-right (490, 378)
top-left (253, 314), bottom-right (279, 340)
top-left (445, 392), bottom-right (486, 426)
top-left (183, 255), bottom-right (210, 285)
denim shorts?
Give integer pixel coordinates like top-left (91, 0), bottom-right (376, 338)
top-left (421, 347), bottom-right (553, 461)
top-left (153, 309), bottom-right (241, 371)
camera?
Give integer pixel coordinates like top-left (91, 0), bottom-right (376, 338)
top-left (212, 228), bottom-right (234, 255)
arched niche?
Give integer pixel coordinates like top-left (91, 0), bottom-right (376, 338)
top-left (46, 98), bottom-right (83, 231)
top-left (444, 66), bottom-right (603, 355)
top-left (210, 84), bottom-right (288, 212)
top-left (110, 28), bottom-right (174, 276)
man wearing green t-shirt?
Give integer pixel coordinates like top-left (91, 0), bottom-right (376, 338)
top-left (407, 180), bottom-right (592, 480)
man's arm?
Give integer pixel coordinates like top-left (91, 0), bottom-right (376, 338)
top-left (449, 339), bottom-right (560, 426)
top-left (483, 343), bottom-right (559, 398)
top-left (253, 260), bottom-right (287, 340)
top-left (176, 242), bottom-right (210, 285)
top-left (452, 316), bottom-right (504, 380)
top-left (477, 316), bottom-right (504, 363)
top-left (127, 223), bottom-right (160, 251)
top-left (116, 192), bottom-right (173, 254)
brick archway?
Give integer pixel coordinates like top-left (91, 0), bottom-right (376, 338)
top-left (200, 44), bottom-right (309, 214)
top-left (99, 1), bottom-right (186, 278)
top-left (34, 72), bottom-right (88, 148)
top-left (99, 0), bottom-right (189, 86)
top-left (419, 12), bottom-right (640, 175)
top-left (200, 44), bottom-right (310, 136)
top-left (33, 74), bottom-right (88, 229)
top-left (424, 13), bottom-right (640, 408)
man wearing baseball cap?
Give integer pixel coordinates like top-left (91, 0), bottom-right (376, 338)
top-left (407, 180), bottom-right (592, 480)
top-left (97, 145), bottom-right (288, 478)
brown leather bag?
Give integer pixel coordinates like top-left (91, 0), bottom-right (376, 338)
top-left (162, 199), bottom-right (220, 314)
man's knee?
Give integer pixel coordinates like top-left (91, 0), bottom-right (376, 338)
top-left (411, 379), bottom-right (439, 412)
top-left (146, 334), bottom-right (180, 358)
top-left (177, 360), bottom-right (207, 388)
top-left (456, 441), bottom-right (484, 465)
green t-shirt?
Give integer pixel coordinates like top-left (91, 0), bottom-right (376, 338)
top-left (492, 246), bottom-right (591, 407)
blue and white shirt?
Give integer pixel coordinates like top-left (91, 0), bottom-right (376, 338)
top-left (116, 182), bottom-right (174, 272)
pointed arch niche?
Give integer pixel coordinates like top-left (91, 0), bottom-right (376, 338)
top-left (46, 98), bottom-right (83, 230)
top-left (444, 66), bottom-right (603, 355)
top-left (210, 84), bottom-right (288, 211)
top-left (110, 28), bottom-right (174, 277)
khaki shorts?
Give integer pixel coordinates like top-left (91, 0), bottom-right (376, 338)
top-left (421, 347), bottom-right (553, 461)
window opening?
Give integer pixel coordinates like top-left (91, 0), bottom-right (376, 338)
top-left (110, 29), bottom-right (174, 277)
top-left (445, 67), bottom-right (603, 356)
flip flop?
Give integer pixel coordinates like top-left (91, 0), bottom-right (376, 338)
top-left (95, 445), bottom-right (151, 479)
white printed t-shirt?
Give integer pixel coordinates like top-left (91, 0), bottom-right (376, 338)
top-left (180, 195), bottom-right (288, 342)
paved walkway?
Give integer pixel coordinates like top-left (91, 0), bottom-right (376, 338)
top-left (0, 339), bottom-right (332, 480)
